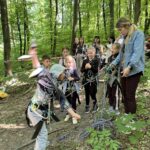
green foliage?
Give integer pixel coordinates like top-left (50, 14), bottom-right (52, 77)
top-left (140, 61), bottom-right (150, 85)
top-left (86, 128), bottom-right (120, 150)
top-left (114, 114), bottom-right (146, 145)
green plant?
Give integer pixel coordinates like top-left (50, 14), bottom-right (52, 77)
top-left (86, 128), bottom-right (120, 150)
top-left (114, 114), bottom-right (146, 145)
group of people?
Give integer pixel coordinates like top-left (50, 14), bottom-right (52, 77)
top-left (25, 17), bottom-right (145, 150)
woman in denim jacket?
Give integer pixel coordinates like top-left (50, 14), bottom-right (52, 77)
top-left (112, 17), bottom-right (145, 114)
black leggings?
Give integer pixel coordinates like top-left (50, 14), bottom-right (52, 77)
top-left (65, 91), bottom-right (78, 111)
top-left (84, 82), bottom-right (97, 106)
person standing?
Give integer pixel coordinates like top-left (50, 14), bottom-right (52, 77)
top-left (107, 43), bottom-right (121, 113)
top-left (81, 47), bottom-right (99, 113)
top-left (111, 17), bottom-right (145, 114)
top-left (63, 55), bottom-right (80, 124)
top-left (76, 37), bottom-right (87, 75)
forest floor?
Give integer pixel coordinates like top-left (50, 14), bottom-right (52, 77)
top-left (0, 79), bottom-right (105, 150)
top-left (0, 71), bottom-right (150, 150)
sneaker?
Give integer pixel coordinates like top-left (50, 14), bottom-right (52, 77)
top-left (64, 115), bottom-right (70, 122)
top-left (92, 104), bottom-right (99, 113)
top-left (72, 118), bottom-right (78, 124)
top-left (85, 106), bottom-right (90, 113)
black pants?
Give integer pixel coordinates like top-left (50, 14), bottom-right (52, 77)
top-left (84, 81), bottom-right (97, 106)
top-left (107, 83), bottom-right (117, 109)
top-left (65, 91), bottom-right (78, 111)
top-left (121, 72), bottom-right (141, 114)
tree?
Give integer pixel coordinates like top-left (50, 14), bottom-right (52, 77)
top-left (53, 0), bottom-right (58, 55)
top-left (134, 0), bottom-right (141, 25)
top-left (49, 0), bottom-right (53, 52)
top-left (15, 0), bottom-right (23, 56)
top-left (109, 0), bottom-right (115, 38)
top-left (71, 0), bottom-right (79, 51)
top-left (96, 0), bottom-right (100, 34)
top-left (78, 0), bottom-right (82, 37)
top-left (23, 0), bottom-right (29, 54)
top-left (144, 0), bottom-right (150, 34)
top-left (0, 0), bottom-right (13, 76)
top-left (102, 0), bottom-right (107, 38)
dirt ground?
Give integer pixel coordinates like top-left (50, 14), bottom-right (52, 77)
top-left (0, 81), bottom-right (106, 150)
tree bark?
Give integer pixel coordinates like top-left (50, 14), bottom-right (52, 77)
top-left (96, 0), bottom-right (100, 34)
top-left (49, 0), bottom-right (53, 52)
top-left (61, 0), bottom-right (64, 29)
top-left (144, 0), bottom-right (150, 34)
top-left (118, 0), bottom-right (121, 18)
top-left (0, 0), bottom-right (13, 76)
top-left (23, 0), bottom-right (29, 54)
top-left (15, 0), bottom-right (22, 56)
top-left (102, 0), bottom-right (107, 38)
top-left (128, 0), bottom-right (133, 20)
top-left (134, 0), bottom-right (141, 25)
top-left (53, 0), bottom-right (58, 55)
top-left (78, 0), bottom-right (82, 37)
top-left (109, 0), bottom-right (115, 38)
top-left (71, 0), bottom-right (79, 51)
top-left (86, 0), bottom-right (90, 31)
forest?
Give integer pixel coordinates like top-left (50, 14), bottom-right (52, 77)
top-left (0, 0), bottom-right (149, 76)
top-left (0, 0), bottom-right (150, 150)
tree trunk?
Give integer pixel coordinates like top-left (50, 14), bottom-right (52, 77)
top-left (15, 0), bottom-right (22, 56)
top-left (109, 0), bottom-right (115, 38)
top-left (61, 0), bottom-right (64, 29)
top-left (144, 0), bottom-right (150, 34)
top-left (78, 0), bottom-right (82, 37)
top-left (134, 0), bottom-right (141, 25)
top-left (87, 0), bottom-right (90, 31)
top-left (129, 0), bottom-right (133, 20)
top-left (0, 0), bottom-right (13, 76)
top-left (96, 0), bottom-right (100, 34)
top-left (23, 0), bottom-right (28, 54)
top-left (118, 0), bottom-right (121, 18)
top-left (49, 0), bottom-right (53, 52)
top-left (102, 0), bottom-right (107, 38)
top-left (71, 0), bottom-right (79, 51)
top-left (53, 0), bottom-right (58, 56)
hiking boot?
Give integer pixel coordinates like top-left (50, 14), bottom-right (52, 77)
top-left (64, 115), bottom-right (70, 122)
top-left (92, 104), bottom-right (99, 113)
top-left (72, 118), bottom-right (78, 124)
top-left (85, 106), bottom-right (90, 113)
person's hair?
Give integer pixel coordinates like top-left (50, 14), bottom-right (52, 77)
top-left (62, 47), bottom-right (69, 52)
top-left (113, 43), bottom-right (121, 50)
top-left (94, 36), bottom-right (100, 44)
top-left (42, 55), bottom-right (50, 61)
top-left (65, 55), bottom-right (76, 69)
top-left (87, 46), bottom-right (96, 53)
top-left (108, 36), bottom-right (115, 43)
top-left (116, 17), bottom-right (137, 44)
top-left (79, 37), bottom-right (84, 45)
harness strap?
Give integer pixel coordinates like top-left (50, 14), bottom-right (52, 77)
top-left (32, 121), bottom-right (43, 139)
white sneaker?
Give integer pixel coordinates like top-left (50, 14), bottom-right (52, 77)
top-left (64, 115), bottom-right (70, 122)
top-left (72, 118), bottom-right (78, 124)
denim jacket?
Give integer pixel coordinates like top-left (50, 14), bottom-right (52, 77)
top-left (112, 30), bottom-right (145, 77)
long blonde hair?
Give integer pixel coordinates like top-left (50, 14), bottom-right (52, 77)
top-left (65, 55), bottom-right (77, 70)
top-left (116, 17), bottom-right (137, 44)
